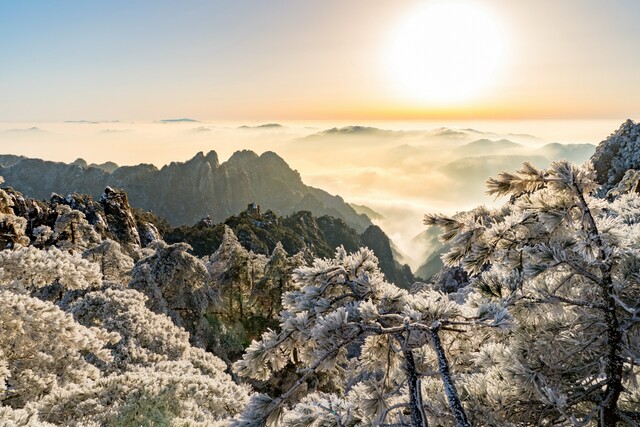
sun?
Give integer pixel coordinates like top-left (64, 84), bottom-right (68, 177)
top-left (386, 1), bottom-right (506, 105)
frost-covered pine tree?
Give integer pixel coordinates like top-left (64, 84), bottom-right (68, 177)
top-left (233, 247), bottom-right (508, 426)
top-left (0, 245), bottom-right (102, 293)
top-left (426, 161), bottom-right (640, 426)
top-left (207, 226), bottom-right (257, 320)
top-left (51, 204), bottom-right (102, 252)
top-left (0, 239), bottom-right (250, 425)
top-left (253, 242), bottom-right (305, 320)
top-left (0, 244), bottom-right (117, 409)
top-left (82, 239), bottom-right (134, 284)
top-left (35, 286), bottom-right (250, 426)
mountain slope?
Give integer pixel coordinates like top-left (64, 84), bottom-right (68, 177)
top-left (166, 206), bottom-right (415, 289)
top-left (0, 150), bottom-right (371, 232)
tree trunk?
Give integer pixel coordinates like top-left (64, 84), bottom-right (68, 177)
top-left (575, 186), bottom-right (624, 426)
top-left (400, 342), bottom-right (428, 427)
top-left (430, 326), bottom-right (470, 427)
top-left (600, 274), bottom-right (623, 427)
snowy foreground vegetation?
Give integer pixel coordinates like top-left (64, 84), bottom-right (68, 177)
top-left (1, 159), bottom-right (640, 426)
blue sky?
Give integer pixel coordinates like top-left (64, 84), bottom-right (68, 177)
top-left (2, 0), bottom-right (640, 121)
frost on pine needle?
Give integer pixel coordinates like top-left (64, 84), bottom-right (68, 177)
top-left (426, 160), bottom-right (640, 425)
top-left (0, 246), bottom-right (101, 293)
top-left (0, 290), bottom-right (118, 407)
top-left (233, 247), bottom-right (476, 426)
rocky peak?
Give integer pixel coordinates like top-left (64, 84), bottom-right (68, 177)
top-left (226, 150), bottom-right (260, 168)
top-left (591, 119), bottom-right (640, 193)
top-left (0, 151), bottom-right (371, 231)
top-left (72, 158), bottom-right (88, 168)
top-left (100, 187), bottom-right (141, 246)
top-left (204, 150), bottom-right (219, 167)
top-left (186, 151), bottom-right (206, 164)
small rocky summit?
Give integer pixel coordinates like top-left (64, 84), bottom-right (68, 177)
top-left (100, 187), bottom-right (142, 246)
top-left (592, 119), bottom-right (640, 195)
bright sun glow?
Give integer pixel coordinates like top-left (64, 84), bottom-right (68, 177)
top-left (387, 1), bottom-right (506, 105)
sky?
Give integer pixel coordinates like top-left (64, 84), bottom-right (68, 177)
top-left (2, 0), bottom-right (640, 122)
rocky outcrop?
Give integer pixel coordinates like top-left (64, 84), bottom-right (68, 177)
top-left (100, 187), bottom-right (141, 246)
top-left (0, 184), bottom-right (159, 249)
top-left (592, 119), bottom-right (640, 194)
top-left (167, 207), bottom-right (416, 288)
top-left (0, 150), bottom-right (371, 232)
top-left (50, 193), bottom-right (109, 236)
top-left (1, 186), bottom-right (50, 229)
top-left (138, 221), bottom-right (161, 247)
top-left (605, 169), bottom-right (640, 199)
top-left (129, 241), bottom-right (217, 349)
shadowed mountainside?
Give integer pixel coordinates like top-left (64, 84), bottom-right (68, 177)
top-left (166, 206), bottom-right (415, 288)
top-left (0, 150), bottom-right (371, 232)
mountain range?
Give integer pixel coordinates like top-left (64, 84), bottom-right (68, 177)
top-left (0, 150), bottom-right (371, 232)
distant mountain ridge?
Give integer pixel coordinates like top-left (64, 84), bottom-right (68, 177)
top-left (0, 150), bottom-right (371, 231)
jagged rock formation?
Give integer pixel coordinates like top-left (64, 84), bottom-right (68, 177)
top-left (89, 161), bottom-right (119, 173)
top-left (0, 150), bottom-right (371, 231)
top-left (0, 185), bottom-right (159, 250)
top-left (0, 154), bottom-right (27, 168)
top-left (167, 207), bottom-right (416, 288)
top-left (592, 119), bottom-right (640, 194)
top-left (606, 169), bottom-right (640, 199)
top-left (100, 187), bottom-right (141, 246)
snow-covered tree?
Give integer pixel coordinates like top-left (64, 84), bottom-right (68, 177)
top-left (0, 245), bottom-right (101, 294)
top-left (51, 204), bottom-right (101, 253)
top-left (82, 239), bottom-right (134, 284)
top-left (35, 286), bottom-right (251, 426)
top-left (0, 242), bottom-right (115, 410)
top-left (32, 225), bottom-right (53, 248)
top-left (0, 290), bottom-right (118, 407)
top-left (426, 161), bottom-right (640, 426)
top-left (253, 242), bottom-right (305, 320)
top-left (207, 226), bottom-right (266, 321)
top-left (233, 247), bottom-right (507, 426)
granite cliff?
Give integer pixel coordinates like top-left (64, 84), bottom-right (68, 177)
top-left (0, 150), bottom-right (371, 232)
top-left (591, 119), bottom-right (640, 196)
